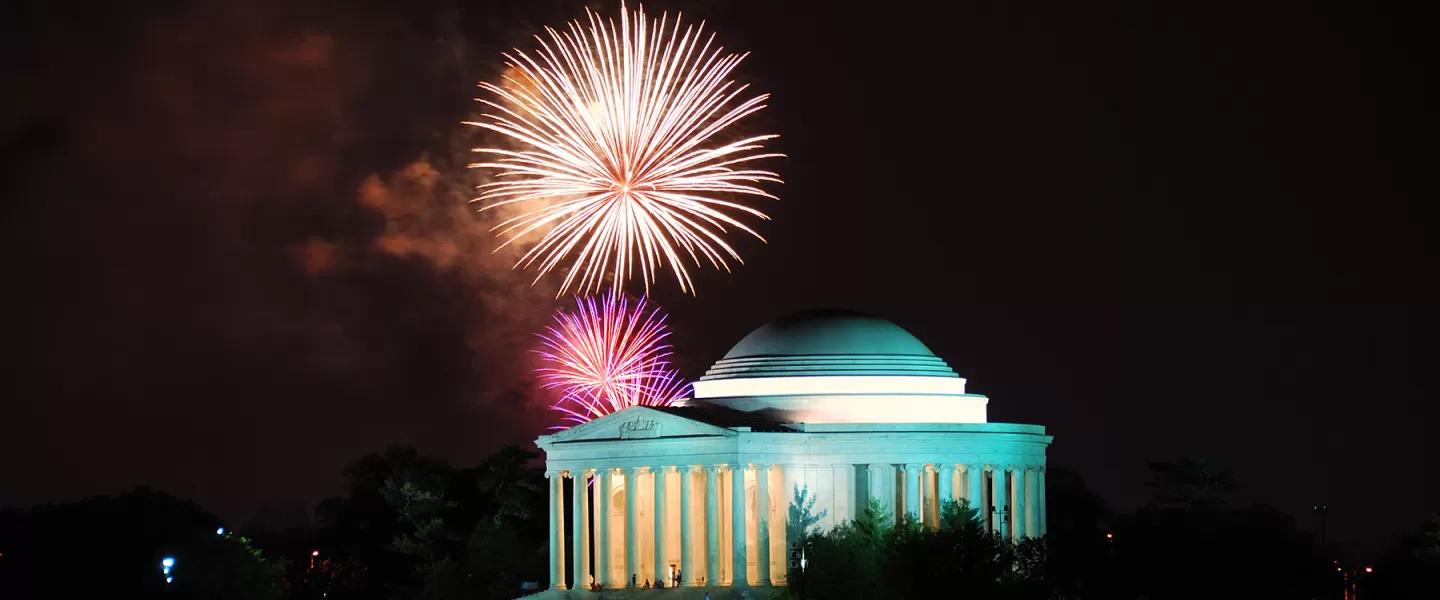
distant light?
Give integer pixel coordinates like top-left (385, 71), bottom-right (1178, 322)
top-left (163, 566), bottom-right (171, 575)
top-left (216, 527), bottom-right (225, 535)
top-left (1365, 567), bottom-right (1373, 573)
top-left (161, 557), bottom-right (175, 568)
top-left (166, 576), bottom-right (173, 584)
top-left (312, 550), bottom-right (320, 557)
top-left (1106, 532), bottom-right (1113, 540)
top-left (1337, 567), bottom-right (1342, 572)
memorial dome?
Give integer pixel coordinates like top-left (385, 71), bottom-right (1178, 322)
top-left (701, 309), bottom-right (959, 381)
top-left (690, 309), bottom-right (986, 424)
top-left (722, 309), bottom-right (936, 358)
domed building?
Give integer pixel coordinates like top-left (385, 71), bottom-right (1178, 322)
top-left (537, 310), bottom-right (1053, 591)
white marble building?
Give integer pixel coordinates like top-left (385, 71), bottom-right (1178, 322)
top-left (538, 310), bottom-right (1053, 590)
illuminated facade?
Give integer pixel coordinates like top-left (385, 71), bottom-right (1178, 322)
top-left (536, 310), bottom-right (1053, 591)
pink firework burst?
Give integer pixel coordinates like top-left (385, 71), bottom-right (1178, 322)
top-left (536, 292), bottom-right (690, 427)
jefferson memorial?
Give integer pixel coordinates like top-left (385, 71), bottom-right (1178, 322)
top-left (537, 309), bottom-right (1053, 591)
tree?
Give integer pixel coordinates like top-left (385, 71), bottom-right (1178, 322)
top-left (362, 444), bottom-right (548, 599)
top-left (467, 445), bottom-right (546, 598)
top-left (1044, 468), bottom-right (1115, 598)
top-left (785, 484), bottom-right (828, 544)
top-left (310, 445), bottom-right (451, 598)
top-left (1114, 457), bottom-right (1330, 599)
top-left (1367, 512), bottom-right (1440, 598)
top-left (797, 498), bottom-right (1046, 600)
top-left (1144, 455), bottom-right (1238, 510)
top-left (4, 487), bottom-right (285, 599)
top-left (180, 532), bottom-right (287, 600)
top-left (383, 476), bottom-right (459, 592)
top-left (798, 499), bottom-right (885, 600)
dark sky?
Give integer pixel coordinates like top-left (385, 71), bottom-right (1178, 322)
top-left (2, 0), bottom-right (1432, 558)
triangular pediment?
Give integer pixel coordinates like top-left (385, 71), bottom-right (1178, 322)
top-left (543, 406), bottom-right (735, 443)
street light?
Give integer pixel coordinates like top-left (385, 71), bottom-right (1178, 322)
top-left (216, 527), bottom-right (225, 536)
top-left (789, 540), bottom-right (814, 600)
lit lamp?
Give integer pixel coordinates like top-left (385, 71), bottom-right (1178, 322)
top-left (161, 556), bottom-right (176, 585)
top-left (789, 540), bottom-right (813, 600)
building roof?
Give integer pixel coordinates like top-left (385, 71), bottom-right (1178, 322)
top-left (648, 404), bottom-right (798, 432)
top-left (700, 309), bottom-right (960, 381)
top-left (722, 309), bottom-right (936, 359)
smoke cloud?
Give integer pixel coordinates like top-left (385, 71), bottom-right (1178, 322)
top-left (0, 0), bottom-right (577, 519)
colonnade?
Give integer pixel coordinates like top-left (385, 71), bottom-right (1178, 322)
top-left (545, 462), bottom-right (1045, 590)
top-left (868, 463), bottom-right (1045, 539)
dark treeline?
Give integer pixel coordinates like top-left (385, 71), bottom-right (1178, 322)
top-left (792, 458), bottom-right (1440, 599)
top-left (0, 445), bottom-right (546, 600)
top-left (1, 452), bottom-right (1436, 599)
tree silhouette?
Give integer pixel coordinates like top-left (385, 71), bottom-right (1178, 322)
top-left (786, 484), bottom-right (828, 544)
top-left (798, 498), bottom-right (1046, 600)
top-left (1144, 455), bottom-right (1238, 510)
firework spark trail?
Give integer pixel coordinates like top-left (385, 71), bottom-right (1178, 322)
top-left (536, 291), bottom-right (690, 427)
top-left (468, 2), bottom-right (783, 296)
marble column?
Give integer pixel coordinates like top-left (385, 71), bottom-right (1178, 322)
top-left (731, 465), bottom-right (749, 586)
top-left (571, 470), bottom-right (590, 590)
top-left (756, 464), bottom-right (771, 585)
top-left (990, 466), bottom-right (1008, 538)
top-left (679, 466), bottom-right (694, 586)
top-left (598, 469), bottom-right (612, 587)
top-left (548, 471), bottom-right (567, 589)
top-left (887, 464), bottom-right (900, 524)
top-left (705, 465), bottom-right (721, 585)
top-left (966, 465), bottom-right (984, 518)
top-left (924, 465), bottom-right (936, 526)
top-left (653, 466), bottom-right (667, 586)
top-left (904, 464), bottom-right (922, 522)
top-left (1011, 466), bottom-right (1026, 541)
top-left (867, 464), bottom-right (888, 515)
top-left (1038, 467), bottom-right (1048, 536)
top-left (939, 464), bottom-right (956, 521)
top-left (625, 467), bottom-right (638, 586)
top-left (1025, 467), bottom-right (1040, 538)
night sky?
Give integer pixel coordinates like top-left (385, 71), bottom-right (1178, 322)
top-left (2, 0), bottom-right (1432, 558)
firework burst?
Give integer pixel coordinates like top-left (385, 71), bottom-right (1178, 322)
top-left (469, 2), bottom-right (782, 296)
top-left (536, 292), bottom-right (690, 427)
